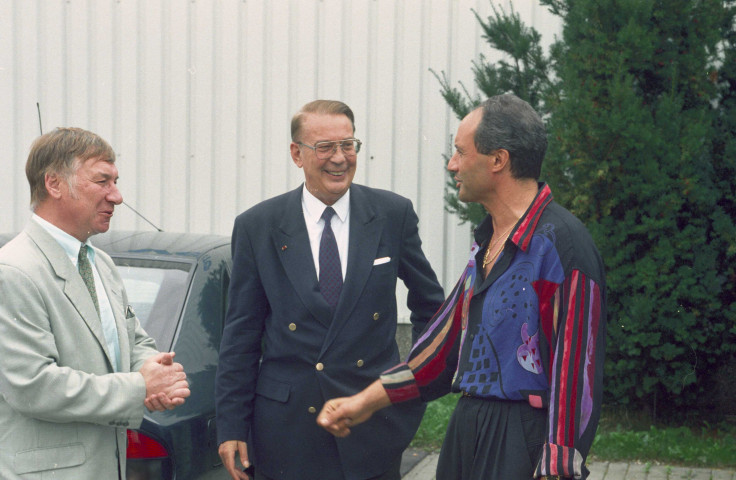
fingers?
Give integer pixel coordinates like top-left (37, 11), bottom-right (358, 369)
top-left (238, 441), bottom-right (250, 470)
top-left (144, 392), bottom-right (186, 411)
top-left (140, 353), bottom-right (189, 410)
top-left (159, 351), bottom-right (175, 366)
top-left (219, 441), bottom-right (250, 480)
top-left (317, 400), bottom-right (353, 438)
top-left (144, 393), bottom-right (167, 412)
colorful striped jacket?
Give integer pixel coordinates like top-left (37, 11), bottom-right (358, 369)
top-left (381, 183), bottom-right (606, 478)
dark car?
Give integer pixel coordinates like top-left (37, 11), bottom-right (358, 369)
top-left (0, 230), bottom-right (232, 480)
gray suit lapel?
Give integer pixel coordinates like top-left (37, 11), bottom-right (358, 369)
top-left (26, 221), bottom-right (116, 370)
top-left (273, 187), bottom-right (335, 328)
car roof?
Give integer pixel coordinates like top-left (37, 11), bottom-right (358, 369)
top-left (0, 230), bottom-right (229, 263)
top-left (92, 230), bottom-right (230, 262)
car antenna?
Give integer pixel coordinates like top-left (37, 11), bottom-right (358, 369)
top-left (36, 102), bottom-right (164, 232)
top-left (122, 202), bottom-right (163, 231)
top-left (36, 102), bottom-right (43, 135)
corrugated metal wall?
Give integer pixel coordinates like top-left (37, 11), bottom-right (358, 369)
top-left (0, 0), bottom-right (560, 309)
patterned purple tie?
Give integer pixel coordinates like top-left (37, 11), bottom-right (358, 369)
top-left (319, 207), bottom-right (342, 309)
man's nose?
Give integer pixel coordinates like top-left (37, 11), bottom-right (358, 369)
top-left (447, 152), bottom-right (458, 171)
top-left (329, 147), bottom-right (347, 163)
top-left (108, 184), bottom-right (123, 205)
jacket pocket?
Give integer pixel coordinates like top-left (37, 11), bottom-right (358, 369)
top-left (255, 376), bottom-right (291, 403)
top-left (14, 443), bottom-right (86, 474)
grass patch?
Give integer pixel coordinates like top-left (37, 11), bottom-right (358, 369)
top-left (412, 397), bottom-right (736, 468)
top-left (590, 405), bottom-right (736, 468)
top-left (411, 393), bottom-right (460, 449)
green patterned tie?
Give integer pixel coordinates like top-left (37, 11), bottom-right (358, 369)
top-left (78, 245), bottom-right (100, 315)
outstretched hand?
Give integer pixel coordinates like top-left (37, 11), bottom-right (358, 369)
top-left (317, 397), bottom-right (364, 437)
top-left (317, 380), bottom-right (392, 437)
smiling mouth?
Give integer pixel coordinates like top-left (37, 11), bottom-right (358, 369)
top-left (325, 171), bottom-right (345, 177)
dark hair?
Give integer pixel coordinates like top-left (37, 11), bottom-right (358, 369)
top-left (26, 127), bottom-right (115, 210)
top-left (291, 100), bottom-right (356, 142)
top-left (475, 94), bottom-right (547, 180)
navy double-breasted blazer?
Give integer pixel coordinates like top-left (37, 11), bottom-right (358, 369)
top-left (215, 184), bottom-right (444, 480)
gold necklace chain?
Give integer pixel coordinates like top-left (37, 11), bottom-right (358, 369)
top-left (482, 223), bottom-right (516, 269)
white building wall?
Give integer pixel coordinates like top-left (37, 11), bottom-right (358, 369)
top-left (0, 0), bottom-right (561, 312)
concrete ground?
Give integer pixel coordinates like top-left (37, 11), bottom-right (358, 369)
top-left (400, 449), bottom-right (736, 480)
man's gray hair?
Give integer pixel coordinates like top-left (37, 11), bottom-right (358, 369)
top-left (475, 94), bottom-right (547, 180)
top-left (26, 127), bottom-right (116, 210)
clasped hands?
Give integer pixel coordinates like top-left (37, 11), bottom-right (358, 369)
top-left (316, 380), bottom-right (391, 438)
top-left (139, 352), bottom-right (191, 411)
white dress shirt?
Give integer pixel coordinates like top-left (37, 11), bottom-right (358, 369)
top-left (301, 186), bottom-right (350, 280)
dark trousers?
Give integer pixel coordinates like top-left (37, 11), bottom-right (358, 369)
top-left (435, 396), bottom-right (547, 480)
top-left (254, 452), bottom-right (401, 480)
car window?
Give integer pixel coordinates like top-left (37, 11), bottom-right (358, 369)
top-left (113, 258), bottom-right (193, 350)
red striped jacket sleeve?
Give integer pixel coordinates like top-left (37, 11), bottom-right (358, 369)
top-left (536, 270), bottom-right (605, 478)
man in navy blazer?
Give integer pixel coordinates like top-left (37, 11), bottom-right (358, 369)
top-left (215, 100), bottom-right (444, 480)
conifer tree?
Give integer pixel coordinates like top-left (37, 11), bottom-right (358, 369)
top-left (438, 0), bottom-right (736, 415)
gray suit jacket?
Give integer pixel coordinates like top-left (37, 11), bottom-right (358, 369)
top-left (0, 220), bottom-right (159, 479)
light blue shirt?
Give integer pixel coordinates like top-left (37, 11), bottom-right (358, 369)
top-left (32, 215), bottom-right (122, 372)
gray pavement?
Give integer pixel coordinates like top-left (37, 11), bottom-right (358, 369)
top-left (400, 450), bottom-right (736, 480)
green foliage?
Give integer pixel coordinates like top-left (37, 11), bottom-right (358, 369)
top-left (591, 425), bottom-right (736, 467)
top-left (410, 394), bottom-right (460, 449)
top-left (414, 399), bottom-right (736, 467)
top-left (432, 3), bottom-right (557, 226)
top-left (542, 0), bottom-right (736, 414)
top-left (436, 0), bottom-right (736, 415)
top-left (591, 408), bottom-right (736, 469)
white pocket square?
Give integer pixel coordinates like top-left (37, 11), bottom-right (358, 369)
top-left (373, 256), bottom-right (391, 266)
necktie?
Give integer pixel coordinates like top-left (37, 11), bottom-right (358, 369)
top-left (319, 207), bottom-right (342, 309)
top-left (78, 244), bottom-right (100, 315)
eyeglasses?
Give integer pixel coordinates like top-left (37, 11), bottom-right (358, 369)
top-left (298, 138), bottom-right (362, 160)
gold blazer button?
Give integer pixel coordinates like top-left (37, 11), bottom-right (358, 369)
top-left (289, 323), bottom-right (297, 331)
top-left (316, 363), bottom-right (324, 371)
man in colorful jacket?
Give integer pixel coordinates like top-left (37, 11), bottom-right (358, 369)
top-left (318, 93), bottom-right (606, 480)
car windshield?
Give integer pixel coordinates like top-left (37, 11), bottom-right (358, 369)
top-left (112, 258), bottom-right (193, 350)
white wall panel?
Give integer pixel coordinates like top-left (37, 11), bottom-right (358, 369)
top-left (0, 0), bottom-right (561, 305)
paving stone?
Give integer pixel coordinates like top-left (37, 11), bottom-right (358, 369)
top-left (401, 454), bottom-right (437, 480)
top-left (711, 469), bottom-right (735, 480)
top-left (666, 466), bottom-right (697, 479)
top-left (604, 462), bottom-right (630, 480)
top-left (646, 465), bottom-right (671, 480)
top-left (586, 461), bottom-right (607, 480)
top-left (399, 458), bottom-right (735, 480)
top-left (625, 463), bottom-right (651, 480)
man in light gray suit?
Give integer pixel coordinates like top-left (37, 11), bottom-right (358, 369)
top-left (0, 127), bottom-right (191, 479)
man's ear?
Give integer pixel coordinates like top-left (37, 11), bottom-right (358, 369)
top-left (290, 142), bottom-right (303, 168)
top-left (490, 149), bottom-right (510, 173)
top-left (44, 173), bottom-right (63, 199)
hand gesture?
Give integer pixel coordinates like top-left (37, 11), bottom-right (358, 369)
top-left (317, 380), bottom-right (392, 437)
top-left (139, 352), bottom-right (190, 411)
top-left (219, 440), bottom-right (251, 480)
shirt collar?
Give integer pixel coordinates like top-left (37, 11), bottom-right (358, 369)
top-left (474, 182), bottom-right (553, 253)
top-left (302, 185), bottom-right (350, 225)
top-left (32, 214), bottom-right (96, 265)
